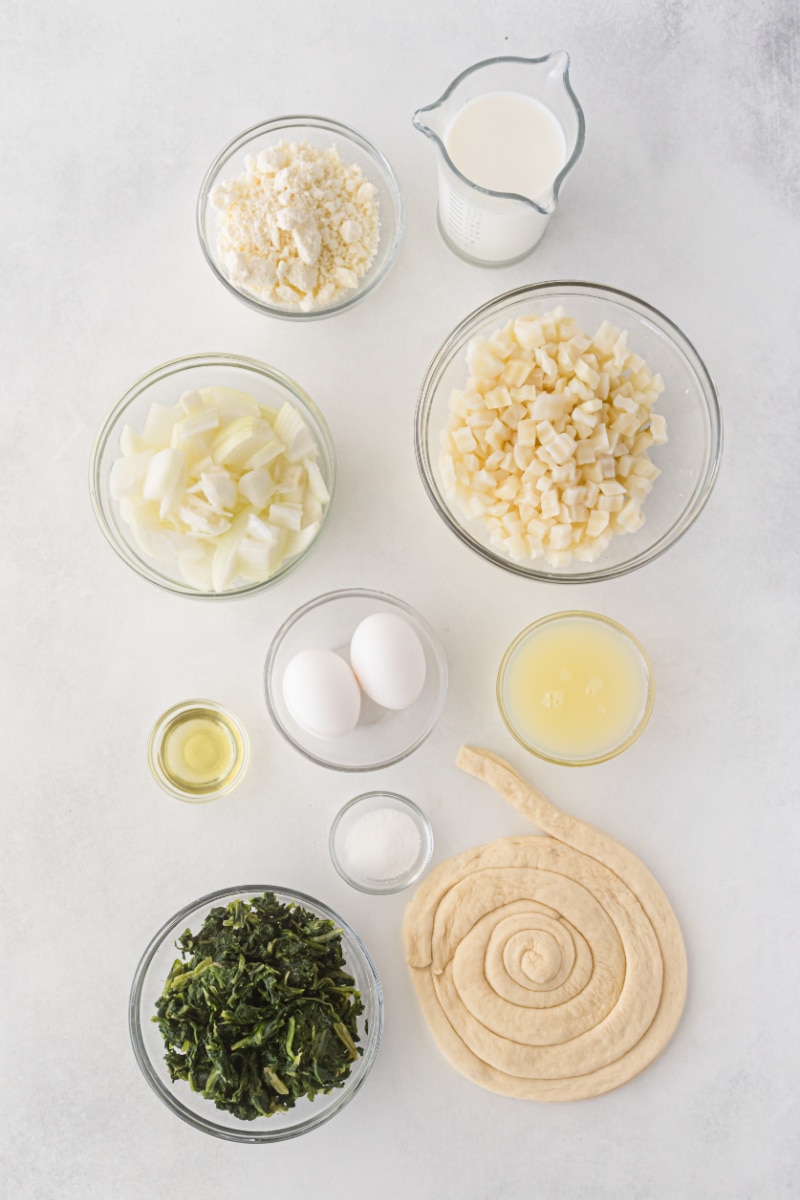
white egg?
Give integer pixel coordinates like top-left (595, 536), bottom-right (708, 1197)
top-left (350, 612), bottom-right (427, 710)
top-left (282, 649), bottom-right (361, 739)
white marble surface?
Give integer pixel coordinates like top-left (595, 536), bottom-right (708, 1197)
top-left (2, 1), bottom-right (799, 1196)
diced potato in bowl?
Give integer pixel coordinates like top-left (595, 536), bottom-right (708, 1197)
top-left (415, 282), bottom-right (722, 584)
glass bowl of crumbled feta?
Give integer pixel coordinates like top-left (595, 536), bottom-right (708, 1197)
top-left (90, 353), bottom-right (336, 598)
top-left (415, 281), bottom-right (722, 584)
top-left (197, 116), bottom-right (403, 319)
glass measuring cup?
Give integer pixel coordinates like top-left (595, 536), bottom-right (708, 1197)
top-left (413, 54), bottom-right (585, 266)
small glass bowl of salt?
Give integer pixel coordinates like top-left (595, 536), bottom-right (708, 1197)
top-left (330, 792), bottom-right (433, 895)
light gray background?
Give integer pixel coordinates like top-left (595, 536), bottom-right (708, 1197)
top-left (2, 1), bottom-right (798, 1197)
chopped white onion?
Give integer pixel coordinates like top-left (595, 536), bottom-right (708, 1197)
top-left (201, 387), bottom-right (260, 422)
top-left (172, 408), bottom-right (220, 445)
top-left (268, 502), bottom-right (303, 531)
top-left (111, 389), bottom-right (329, 592)
top-left (211, 509), bottom-right (251, 593)
top-left (238, 467), bottom-right (276, 510)
top-left (120, 423), bottom-right (148, 455)
top-left (274, 402), bottom-right (316, 462)
top-left (109, 450), bottom-right (152, 500)
top-left (142, 403), bottom-right (181, 447)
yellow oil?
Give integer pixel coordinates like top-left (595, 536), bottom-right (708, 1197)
top-left (502, 616), bottom-right (651, 762)
top-left (157, 706), bottom-right (244, 796)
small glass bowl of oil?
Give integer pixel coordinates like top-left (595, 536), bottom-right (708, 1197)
top-left (497, 612), bottom-right (655, 766)
top-left (148, 700), bottom-right (249, 802)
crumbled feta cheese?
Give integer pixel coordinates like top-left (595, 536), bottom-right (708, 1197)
top-left (210, 140), bottom-right (380, 310)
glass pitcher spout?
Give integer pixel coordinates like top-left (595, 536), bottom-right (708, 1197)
top-left (413, 53), bottom-right (585, 265)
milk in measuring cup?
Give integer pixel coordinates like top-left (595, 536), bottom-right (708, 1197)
top-left (446, 92), bottom-right (566, 198)
top-left (441, 92), bottom-right (566, 263)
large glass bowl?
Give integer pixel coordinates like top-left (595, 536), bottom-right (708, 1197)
top-left (197, 116), bottom-right (403, 320)
top-left (129, 884), bottom-right (383, 1143)
top-left (415, 281), bottom-right (722, 583)
top-left (90, 353), bottom-right (336, 599)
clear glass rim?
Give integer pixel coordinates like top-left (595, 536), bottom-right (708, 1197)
top-left (263, 587), bottom-right (449, 771)
top-left (129, 883), bottom-right (384, 1143)
top-left (196, 115), bottom-right (404, 321)
top-left (88, 351), bottom-right (337, 600)
top-left (146, 699), bottom-right (250, 803)
top-left (329, 791), bottom-right (434, 894)
top-left (496, 610), bottom-right (656, 766)
top-left (414, 279), bottom-right (723, 584)
top-left (412, 52), bottom-right (585, 215)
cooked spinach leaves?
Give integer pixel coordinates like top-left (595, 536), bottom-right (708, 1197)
top-left (153, 892), bottom-right (364, 1120)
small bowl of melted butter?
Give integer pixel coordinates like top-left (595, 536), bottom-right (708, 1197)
top-left (148, 700), bottom-right (249, 802)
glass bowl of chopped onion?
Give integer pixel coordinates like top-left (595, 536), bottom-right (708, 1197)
top-left (415, 282), bottom-right (722, 583)
top-left (90, 353), bottom-right (336, 598)
top-left (129, 884), bottom-right (383, 1142)
top-left (197, 116), bottom-right (404, 320)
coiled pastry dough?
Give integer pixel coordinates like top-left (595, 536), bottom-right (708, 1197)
top-left (403, 747), bottom-right (687, 1100)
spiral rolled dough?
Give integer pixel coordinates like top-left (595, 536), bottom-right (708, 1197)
top-left (403, 747), bottom-right (687, 1101)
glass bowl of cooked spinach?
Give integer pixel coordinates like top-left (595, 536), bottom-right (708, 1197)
top-left (129, 885), bottom-right (383, 1141)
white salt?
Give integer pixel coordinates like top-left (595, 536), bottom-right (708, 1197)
top-left (345, 808), bottom-right (421, 882)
